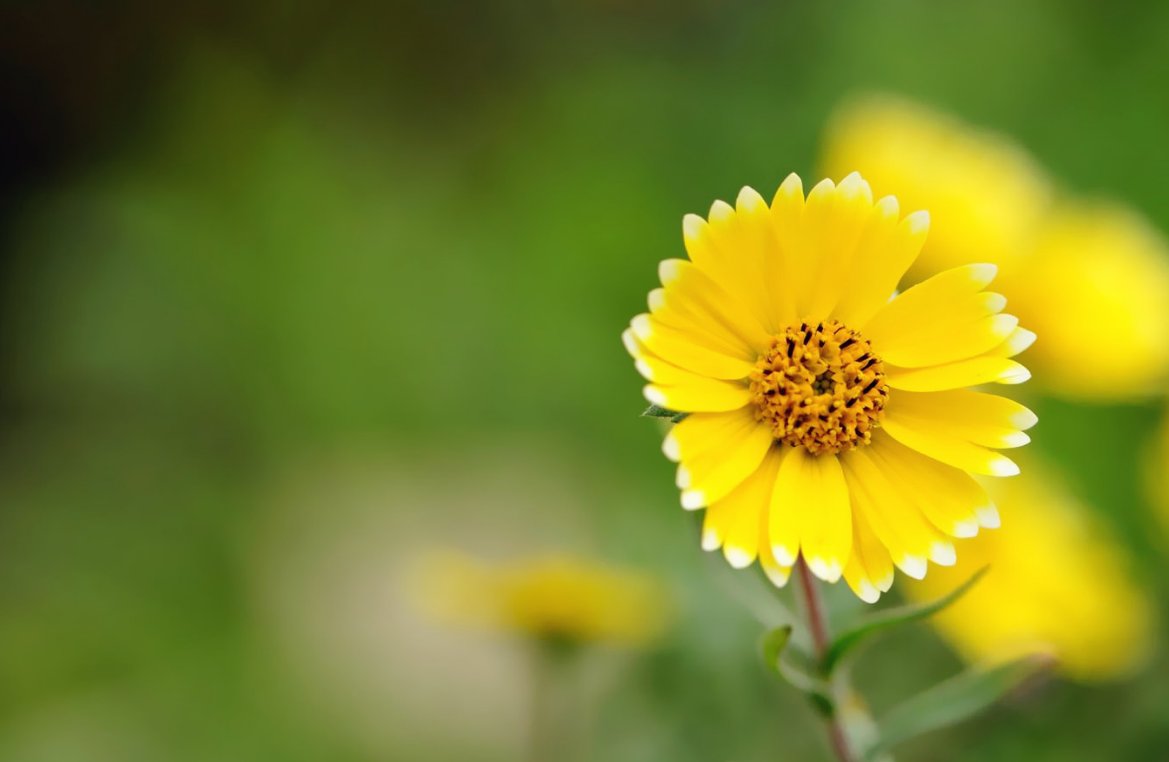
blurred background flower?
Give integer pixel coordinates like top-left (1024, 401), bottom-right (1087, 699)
top-left (902, 460), bottom-right (1154, 683)
top-left (3, 2), bottom-right (1169, 761)
top-left (414, 550), bottom-right (670, 646)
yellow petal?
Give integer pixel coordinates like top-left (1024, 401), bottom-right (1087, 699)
top-left (984, 326), bottom-right (1037, 358)
top-left (820, 94), bottom-right (1052, 281)
top-left (882, 412), bottom-right (1020, 477)
top-left (862, 263), bottom-right (999, 348)
top-left (663, 406), bottom-right (760, 463)
top-left (802, 173), bottom-right (875, 319)
top-left (842, 441), bottom-right (949, 578)
top-left (842, 502), bottom-right (895, 603)
top-left (832, 201), bottom-right (929, 327)
top-left (709, 450), bottom-right (782, 568)
top-left (886, 356), bottom-right (1031, 391)
top-left (772, 448), bottom-right (851, 583)
top-left (677, 420), bottom-right (773, 509)
top-left (886, 389), bottom-right (1037, 449)
top-left (866, 433), bottom-right (994, 539)
top-left (644, 378), bottom-right (751, 413)
top-left (631, 314), bottom-right (755, 380)
top-left (657, 258), bottom-right (770, 353)
top-left (683, 201), bottom-right (776, 336)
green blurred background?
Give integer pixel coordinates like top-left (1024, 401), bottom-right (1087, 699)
top-left (2, 1), bottom-right (1169, 760)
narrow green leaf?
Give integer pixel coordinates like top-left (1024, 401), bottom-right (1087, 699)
top-left (823, 567), bottom-right (987, 674)
top-left (864, 654), bottom-right (1052, 759)
top-left (641, 404), bottom-right (687, 422)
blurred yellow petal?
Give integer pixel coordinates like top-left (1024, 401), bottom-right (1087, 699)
top-left (1002, 204), bottom-right (1169, 399)
top-left (903, 462), bottom-right (1153, 682)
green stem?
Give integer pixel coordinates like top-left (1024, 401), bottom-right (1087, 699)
top-left (795, 559), bottom-right (856, 762)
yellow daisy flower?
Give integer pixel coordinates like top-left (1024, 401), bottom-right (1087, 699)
top-left (623, 173), bottom-right (1036, 602)
top-left (415, 550), bottom-right (669, 646)
top-left (903, 462), bottom-right (1153, 682)
top-left (822, 94), bottom-right (1169, 399)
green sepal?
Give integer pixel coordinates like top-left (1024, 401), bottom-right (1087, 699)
top-left (823, 567), bottom-right (987, 675)
top-left (863, 654), bottom-right (1052, 760)
top-left (759, 626), bottom-right (835, 717)
top-left (641, 404), bottom-right (687, 422)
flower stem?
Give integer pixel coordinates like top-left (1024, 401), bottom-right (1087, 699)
top-left (795, 559), bottom-right (855, 762)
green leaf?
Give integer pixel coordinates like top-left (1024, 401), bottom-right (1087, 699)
top-left (864, 654), bottom-right (1052, 759)
top-left (823, 567), bottom-right (987, 674)
top-left (641, 404), bottom-right (687, 422)
top-left (759, 626), bottom-right (835, 717)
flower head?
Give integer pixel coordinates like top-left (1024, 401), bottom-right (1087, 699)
top-left (821, 94), bottom-right (1169, 400)
top-left (624, 173), bottom-right (1035, 602)
top-left (415, 550), bottom-right (670, 646)
top-left (903, 462), bottom-right (1153, 682)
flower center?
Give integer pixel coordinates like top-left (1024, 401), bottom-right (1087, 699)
top-left (748, 320), bottom-right (889, 456)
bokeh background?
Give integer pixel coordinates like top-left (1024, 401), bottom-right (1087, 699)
top-left (3, 1), bottom-right (1169, 760)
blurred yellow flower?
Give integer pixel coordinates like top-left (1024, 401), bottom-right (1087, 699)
top-left (903, 462), bottom-right (1153, 682)
top-left (821, 95), bottom-right (1169, 400)
top-left (1001, 205), bottom-right (1169, 398)
top-left (415, 551), bottom-right (669, 646)
top-left (624, 173), bottom-right (1035, 602)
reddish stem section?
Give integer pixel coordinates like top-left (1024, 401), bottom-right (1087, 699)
top-left (795, 559), bottom-right (855, 762)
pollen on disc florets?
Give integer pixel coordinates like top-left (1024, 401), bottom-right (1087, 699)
top-left (749, 319), bottom-right (889, 456)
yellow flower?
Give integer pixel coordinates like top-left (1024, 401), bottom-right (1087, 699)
top-left (415, 551), bottom-right (669, 646)
top-left (623, 173), bottom-right (1035, 602)
top-left (902, 462), bottom-right (1153, 682)
top-left (821, 94), bottom-right (1169, 400)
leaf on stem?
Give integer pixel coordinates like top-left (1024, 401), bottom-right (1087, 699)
top-left (760, 626), bottom-right (835, 717)
top-left (823, 567), bottom-right (988, 674)
top-left (864, 653), bottom-right (1053, 760)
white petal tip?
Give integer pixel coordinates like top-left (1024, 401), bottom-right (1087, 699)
top-left (763, 565), bottom-right (792, 588)
top-left (736, 186), bottom-right (766, 211)
top-left (953, 520), bottom-right (980, 539)
top-left (724, 546), bottom-right (755, 569)
top-left (1002, 431), bottom-right (1031, 447)
top-left (621, 328), bottom-right (639, 357)
top-left (990, 457), bottom-right (1021, 477)
top-left (976, 505), bottom-right (1001, 529)
top-left (1013, 410), bottom-right (1039, 430)
top-left (647, 288), bottom-right (667, 312)
top-left (899, 555), bottom-right (928, 580)
top-left (930, 542), bottom-right (957, 567)
top-left (631, 314), bottom-right (653, 339)
top-left (807, 557), bottom-right (843, 583)
top-left (681, 489), bottom-right (705, 510)
top-left (906, 209), bottom-right (930, 234)
top-left (855, 581), bottom-right (881, 604)
top-left (999, 364), bottom-right (1031, 384)
top-left (700, 529), bottom-right (721, 552)
top-left (644, 385), bottom-right (668, 406)
top-left (682, 213), bottom-right (704, 240)
top-left (661, 434), bottom-right (681, 462)
top-left (708, 199), bottom-right (734, 222)
top-left (675, 464), bottom-right (691, 489)
top-left (877, 572), bottom-right (895, 593)
top-left (635, 358), bottom-right (655, 381)
top-left (658, 259), bottom-right (682, 285)
top-left (771, 545), bottom-right (797, 567)
top-left (969, 263), bottom-right (999, 286)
